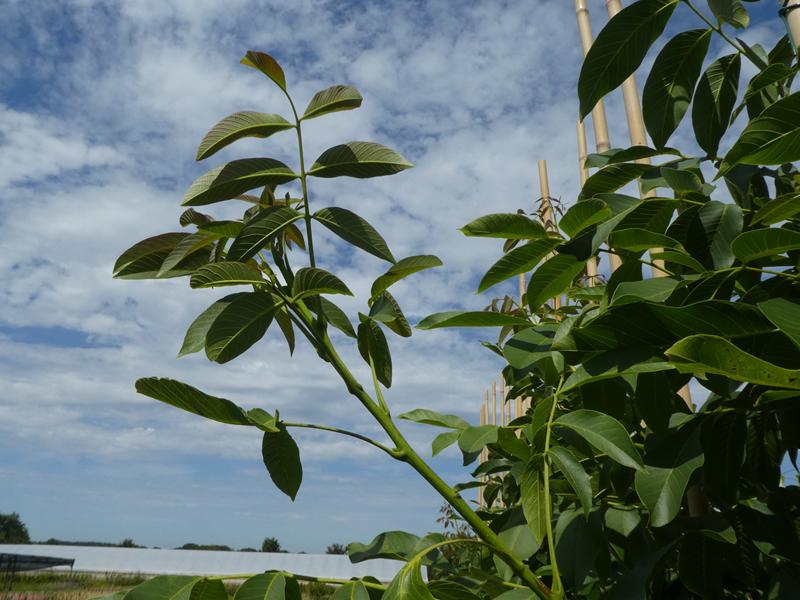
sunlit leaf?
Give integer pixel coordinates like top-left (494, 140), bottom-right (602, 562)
top-left (135, 377), bottom-right (251, 425)
top-left (189, 262), bottom-right (264, 288)
top-left (665, 334), bottom-right (800, 389)
top-left (291, 267), bottom-right (352, 299)
top-left (692, 53), bottom-right (741, 157)
top-left (460, 213), bottom-right (546, 239)
top-left (240, 51), bottom-right (287, 91)
top-left (302, 85), bottom-right (363, 120)
top-left (227, 206), bottom-right (303, 262)
top-left (309, 142), bottom-right (412, 179)
top-left (313, 206), bottom-right (395, 263)
top-left (371, 255), bottom-right (442, 299)
top-left (730, 227), bottom-right (800, 263)
top-left (196, 112), bottom-right (294, 160)
top-left (527, 254), bottom-right (586, 312)
top-left (183, 159), bottom-right (298, 206)
top-left (417, 311), bottom-right (530, 330)
top-left (478, 239), bottom-right (561, 293)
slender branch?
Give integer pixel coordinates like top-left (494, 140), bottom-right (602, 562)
top-left (285, 95), bottom-right (316, 268)
top-left (542, 379), bottom-right (565, 598)
top-left (745, 266), bottom-right (800, 279)
top-left (312, 327), bottom-right (552, 599)
top-left (283, 421), bottom-right (403, 459)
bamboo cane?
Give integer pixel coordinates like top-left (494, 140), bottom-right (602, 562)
top-left (479, 399), bottom-right (487, 506)
top-left (492, 381), bottom-right (497, 426)
top-left (538, 160), bottom-right (562, 310)
top-left (500, 378), bottom-right (507, 426)
top-left (575, 0), bottom-right (621, 272)
top-left (781, 0), bottom-right (800, 50)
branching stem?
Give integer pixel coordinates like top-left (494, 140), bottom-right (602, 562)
top-left (283, 421), bottom-right (402, 459)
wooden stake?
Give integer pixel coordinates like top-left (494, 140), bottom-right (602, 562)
top-left (575, 0), bottom-right (620, 273)
top-left (538, 160), bottom-right (562, 309)
top-left (492, 381), bottom-right (497, 426)
top-left (575, 0), bottom-right (611, 153)
top-left (500, 378), bottom-right (507, 425)
top-left (781, 0), bottom-right (800, 51)
top-left (479, 399), bottom-right (486, 506)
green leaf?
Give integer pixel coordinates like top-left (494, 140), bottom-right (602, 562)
top-left (235, 572), bottom-right (300, 600)
top-left (650, 250), bottom-right (707, 273)
top-left (348, 530), bottom-right (420, 563)
top-left (707, 0), bottom-right (749, 28)
top-left (610, 228), bottom-right (682, 252)
top-left (331, 581), bottom-right (370, 600)
top-left (555, 409), bottom-right (644, 470)
top-left (460, 213), bottom-right (546, 239)
top-left (135, 377), bottom-right (251, 425)
top-left (431, 430), bottom-right (460, 457)
top-left (635, 428), bottom-right (704, 527)
top-left (694, 200), bottom-right (743, 269)
top-left (660, 167), bottom-right (704, 193)
top-left (314, 297), bottom-right (356, 338)
top-left (578, 0), bottom-right (679, 119)
top-left (205, 292), bottom-right (278, 363)
top-left (240, 51), bottom-right (286, 91)
top-left (189, 262), bottom-right (264, 288)
top-left (692, 53), bottom-right (741, 156)
top-left (196, 112), bottom-right (294, 161)
top-left (183, 159), bottom-right (298, 206)
top-left (382, 553), bottom-right (435, 600)
top-left (578, 163), bottom-right (651, 201)
top-left (665, 334), bottom-right (800, 389)
top-left (302, 85), bottom-right (363, 120)
top-left (527, 254), bottom-right (586, 312)
top-left (701, 413), bottom-right (746, 505)
top-left (610, 277), bottom-right (680, 305)
top-left (114, 233), bottom-right (206, 279)
top-left (562, 350), bottom-right (675, 390)
top-left (478, 238), bottom-right (561, 293)
top-left (731, 228), bottom-right (800, 263)
top-left (227, 206), bottom-right (303, 262)
top-left (179, 294), bottom-right (250, 357)
top-left (371, 255), bottom-right (442, 299)
top-left (124, 576), bottom-right (201, 600)
top-left (560, 200), bottom-right (612, 238)
top-left (262, 426), bottom-right (302, 501)
top-left (368, 291), bottom-right (411, 337)
top-left (643, 29), bottom-right (711, 148)
top-left (398, 409), bottom-right (469, 430)
top-left (313, 206), bottom-right (395, 263)
top-left (548, 446), bottom-right (593, 518)
top-left (584, 145), bottom-right (679, 168)
top-left (758, 298), bottom-right (800, 348)
top-left (198, 220), bottom-right (243, 238)
top-left (309, 142), bottom-right (412, 179)
top-left (416, 311), bottom-right (530, 330)
top-left (520, 458), bottom-right (547, 546)
top-left (246, 408), bottom-right (279, 433)
top-left (559, 300), bottom-right (775, 352)
top-left (358, 319), bottom-right (392, 388)
top-left (752, 193), bottom-right (800, 225)
top-left (291, 267), bottom-right (352, 299)
top-left (159, 233), bottom-right (217, 276)
top-left (187, 579), bottom-right (228, 600)
top-left (720, 92), bottom-right (800, 175)
top-left (457, 425), bottom-right (498, 453)
top-left (503, 326), bottom-right (557, 370)
top-left (179, 208), bottom-right (213, 228)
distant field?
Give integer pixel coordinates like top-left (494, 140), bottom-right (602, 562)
top-left (0, 571), bottom-right (335, 599)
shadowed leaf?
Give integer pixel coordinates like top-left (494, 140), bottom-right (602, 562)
top-left (302, 85), bottom-right (363, 120)
top-left (196, 112), bottom-right (294, 160)
top-left (309, 142), bottom-right (412, 178)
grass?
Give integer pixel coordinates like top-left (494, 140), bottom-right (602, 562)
top-left (1, 571), bottom-right (336, 599)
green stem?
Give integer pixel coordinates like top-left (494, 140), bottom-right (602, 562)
top-left (682, 0), bottom-right (761, 68)
top-left (542, 379), bottom-right (565, 598)
top-left (745, 266), bottom-right (800, 279)
top-left (285, 94), bottom-right (316, 268)
top-left (600, 248), bottom-right (675, 276)
top-left (283, 421), bottom-right (402, 459)
top-left (368, 354), bottom-right (390, 414)
top-left (207, 572), bottom-right (386, 591)
top-left (313, 327), bottom-right (552, 599)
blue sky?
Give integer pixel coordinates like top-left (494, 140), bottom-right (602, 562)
top-left (0, 0), bottom-right (789, 553)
